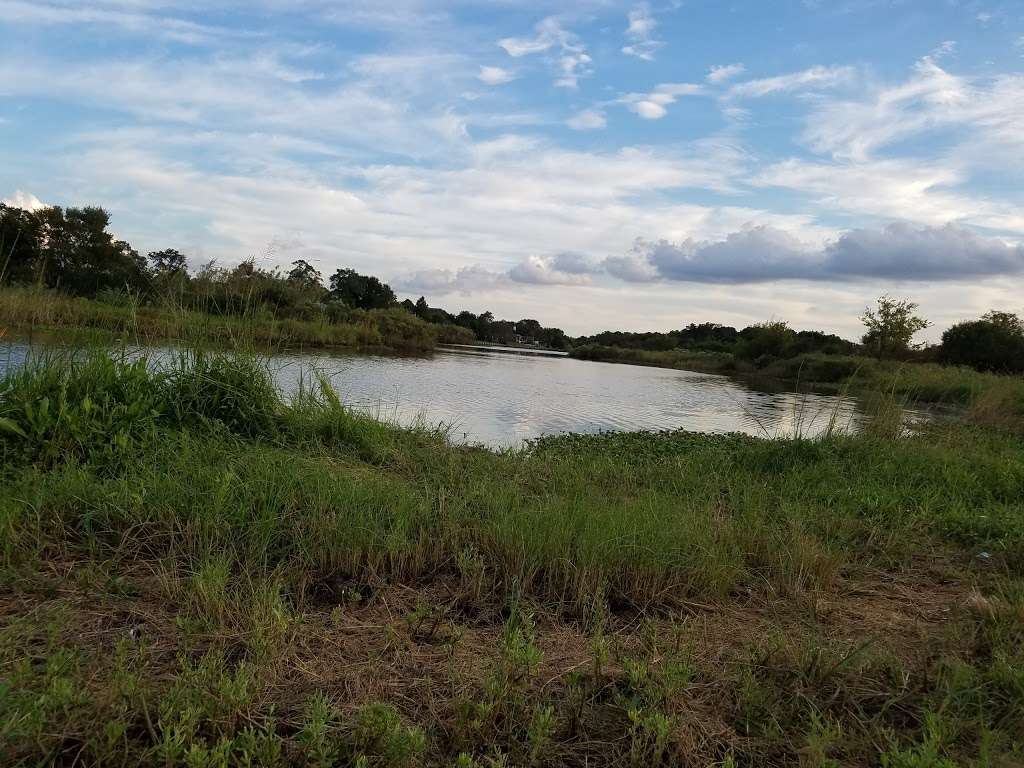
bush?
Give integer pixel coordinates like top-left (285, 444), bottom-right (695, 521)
top-left (0, 352), bottom-right (167, 467)
top-left (941, 312), bottom-right (1024, 373)
top-left (163, 352), bottom-right (281, 438)
top-left (736, 321), bottom-right (796, 361)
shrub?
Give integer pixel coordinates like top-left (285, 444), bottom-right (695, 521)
top-left (940, 311), bottom-right (1024, 373)
top-left (0, 352), bottom-right (166, 467)
top-left (162, 352), bottom-right (280, 438)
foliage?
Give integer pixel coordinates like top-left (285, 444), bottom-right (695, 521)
top-left (860, 295), bottom-right (931, 358)
top-left (941, 310), bottom-right (1024, 373)
top-left (1, 203), bottom-right (147, 296)
top-left (329, 268), bottom-right (397, 310)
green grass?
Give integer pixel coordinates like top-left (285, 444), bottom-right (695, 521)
top-left (2, 348), bottom-right (1023, 765)
top-left (0, 285), bottom-right (474, 353)
top-left (571, 343), bottom-right (1024, 416)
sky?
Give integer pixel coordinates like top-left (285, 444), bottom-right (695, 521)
top-left (1, 0), bottom-right (1023, 340)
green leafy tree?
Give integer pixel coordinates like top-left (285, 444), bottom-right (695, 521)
top-left (941, 311), bottom-right (1024, 373)
top-left (286, 259), bottom-right (322, 289)
top-left (328, 268), bottom-right (396, 310)
top-left (860, 295), bottom-right (930, 358)
top-left (736, 320), bottom-right (796, 362)
top-left (0, 203), bottom-right (47, 284)
top-left (148, 249), bottom-right (187, 275)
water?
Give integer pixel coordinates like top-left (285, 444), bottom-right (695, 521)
top-left (1, 341), bottom-right (919, 448)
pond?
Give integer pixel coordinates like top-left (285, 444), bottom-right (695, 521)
top-left (0, 341), bottom-right (924, 448)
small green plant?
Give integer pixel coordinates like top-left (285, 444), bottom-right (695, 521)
top-left (353, 703), bottom-right (427, 767)
top-left (297, 691), bottom-right (340, 768)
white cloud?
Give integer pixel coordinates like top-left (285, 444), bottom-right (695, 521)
top-left (499, 17), bottom-right (564, 56)
top-left (801, 56), bottom-right (1024, 163)
top-left (620, 82), bottom-right (704, 119)
top-left (567, 108), bottom-right (606, 130)
top-left (754, 158), bottom-right (1024, 234)
top-left (0, 0), bottom-right (238, 45)
top-left (622, 3), bottom-right (663, 61)
top-left (727, 65), bottom-right (854, 99)
top-left (499, 16), bottom-right (592, 88)
top-left (1, 189), bottom-right (45, 210)
top-left (707, 63), bottom-right (746, 84)
top-left (625, 222), bottom-right (1024, 283)
top-left (556, 51), bottom-right (592, 88)
top-left (626, 4), bottom-right (657, 40)
top-left (477, 65), bottom-right (515, 85)
top-left (509, 255), bottom-right (593, 285)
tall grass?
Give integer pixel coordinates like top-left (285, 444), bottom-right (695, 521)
top-left (0, 285), bottom-right (453, 353)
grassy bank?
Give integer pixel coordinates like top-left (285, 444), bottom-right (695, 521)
top-left (0, 286), bottom-right (474, 353)
top-left (2, 350), bottom-right (1023, 766)
top-left (571, 342), bottom-right (1024, 413)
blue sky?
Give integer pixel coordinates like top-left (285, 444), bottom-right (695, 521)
top-left (2, 0), bottom-right (1023, 338)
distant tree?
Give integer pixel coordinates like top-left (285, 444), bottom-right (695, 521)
top-left (537, 326), bottom-right (568, 349)
top-left (414, 296), bottom-right (429, 318)
top-left (860, 295), bottom-right (930, 357)
top-left (31, 206), bottom-right (148, 297)
top-left (0, 203), bottom-right (44, 284)
top-left (941, 311), bottom-right (1024, 373)
top-left (148, 249), bottom-right (187, 275)
top-left (328, 268), bottom-right (396, 309)
top-left (489, 319), bottom-right (516, 344)
top-left (514, 318), bottom-right (542, 339)
top-left (286, 259), bottom-right (322, 289)
top-left (736, 320), bottom-right (796, 362)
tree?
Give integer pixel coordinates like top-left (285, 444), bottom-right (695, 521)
top-left (514, 318), bottom-right (542, 339)
top-left (328, 268), bottom-right (396, 310)
top-left (414, 296), bottom-right (429, 318)
top-left (35, 206), bottom-right (148, 297)
top-left (286, 259), bottom-right (322, 289)
top-left (860, 295), bottom-right (930, 358)
top-left (736, 320), bottom-right (796, 362)
top-left (0, 203), bottom-right (44, 284)
top-left (941, 311), bottom-right (1024, 373)
top-left (148, 249), bottom-right (187, 275)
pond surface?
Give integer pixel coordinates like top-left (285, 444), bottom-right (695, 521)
top-left (2, 341), bottom-right (920, 448)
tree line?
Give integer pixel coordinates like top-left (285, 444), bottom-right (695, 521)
top-left (2, 201), bottom-right (1022, 371)
top-left (0, 202), bottom-right (568, 348)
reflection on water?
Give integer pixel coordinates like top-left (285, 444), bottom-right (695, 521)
top-left (267, 346), bottom-right (892, 447)
top-left (1, 341), bottom-right (921, 448)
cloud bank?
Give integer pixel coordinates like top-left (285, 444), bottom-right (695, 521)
top-left (630, 222), bottom-right (1024, 283)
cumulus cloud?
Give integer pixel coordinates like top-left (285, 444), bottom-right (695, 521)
top-left (707, 63), bottom-right (746, 84)
top-left (567, 108), bottom-right (606, 130)
top-left (400, 252), bottom-right (600, 293)
top-left (618, 222), bottom-right (1024, 283)
top-left (603, 254), bottom-right (660, 282)
top-left (1, 189), bottom-right (45, 210)
top-left (550, 251), bottom-right (601, 274)
top-left (477, 65), bottom-right (515, 85)
top-left (727, 65), bottom-right (853, 99)
top-left (396, 265), bottom-right (508, 294)
top-left (621, 83), bottom-right (704, 119)
top-left (509, 254), bottom-right (593, 285)
top-left (622, 4), bottom-right (663, 61)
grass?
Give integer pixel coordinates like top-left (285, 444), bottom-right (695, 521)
top-left (0, 285), bottom-right (474, 354)
top-left (571, 342), bottom-right (1024, 412)
top-left (1, 347), bottom-right (1023, 765)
